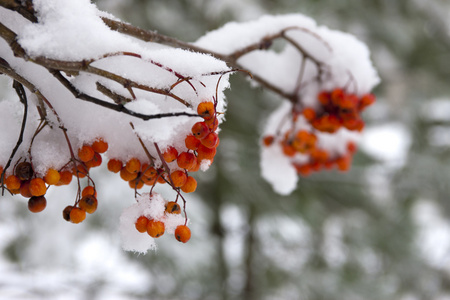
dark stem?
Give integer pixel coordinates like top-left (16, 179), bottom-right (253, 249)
top-left (1, 80), bottom-right (28, 196)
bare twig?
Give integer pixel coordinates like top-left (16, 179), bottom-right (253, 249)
top-left (1, 80), bottom-right (28, 196)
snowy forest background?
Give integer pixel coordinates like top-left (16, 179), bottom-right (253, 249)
top-left (1, 0), bottom-right (450, 299)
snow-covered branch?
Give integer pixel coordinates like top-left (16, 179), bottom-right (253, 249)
top-left (0, 0), bottom-right (379, 252)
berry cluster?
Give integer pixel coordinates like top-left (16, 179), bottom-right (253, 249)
top-left (1, 101), bottom-right (220, 246)
top-left (302, 88), bottom-right (376, 133)
top-left (262, 88), bottom-right (375, 177)
top-left (0, 138), bottom-right (107, 220)
top-left (134, 200), bottom-right (191, 243)
top-left (2, 161), bottom-right (69, 213)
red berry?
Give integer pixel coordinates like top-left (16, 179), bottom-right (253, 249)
top-left (201, 132), bottom-right (219, 149)
top-left (185, 135), bottom-right (201, 150)
top-left (162, 146), bottom-right (178, 163)
top-left (191, 122), bottom-right (210, 139)
top-left (135, 216), bottom-right (149, 233)
top-left (177, 152), bottom-right (196, 170)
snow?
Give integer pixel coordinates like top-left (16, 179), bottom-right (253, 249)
top-left (119, 193), bottom-right (185, 253)
top-left (361, 123), bottom-right (411, 167)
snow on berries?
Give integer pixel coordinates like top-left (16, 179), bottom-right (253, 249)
top-left (119, 192), bottom-right (187, 253)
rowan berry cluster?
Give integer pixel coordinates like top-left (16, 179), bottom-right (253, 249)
top-left (302, 88), bottom-right (376, 133)
top-left (262, 88), bottom-right (375, 177)
top-left (0, 138), bottom-right (106, 221)
top-left (1, 100), bottom-right (220, 246)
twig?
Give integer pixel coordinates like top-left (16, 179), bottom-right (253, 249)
top-left (1, 80), bottom-right (28, 196)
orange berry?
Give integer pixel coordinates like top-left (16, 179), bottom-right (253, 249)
top-left (197, 101), bottom-right (215, 120)
top-left (142, 165), bottom-right (157, 178)
top-left (79, 194), bottom-right (98, 214)
top-left (29, 178), bottom-right (46, 197)
top-left (336, 155), bottom-right (352, 172)
top-left (147, 219), bottom-right (165, 238)
top-left (191, 122), bottom-right (210, 139)
top-left (340, 94), bottom-right (358, 110)
top-left (281, 142), bottom-right (296, 157)
top-left (128, 178), bottom-right (144, 189)
top-left (302, 108), bottom-right (316, 121)
top-left (107, 159), bottom-right (122, 173)
top-left (294, 164), bottom-right (312, 176)
top-left (44, 168), bottom-right (61, 185)
top-left (20, 180), bottom-right (32, 198)
top-left (331, 88), bottom-right (345, 106)
top-left (197, 144), bottom-right (216, 161)
top-left (359, 93), bottom-right (376, 111)
top-left (343, 118), bottom-right (365, 131)
top-left (56, 170), bottom-right (73, 186)
top-left (347, 141), bottom-right (358, 154)
top-left (120, 167), bottom-right (138, 181)
top-left (69, 207), bottom-right (86, 224)
top-left (28, 196), bottom-right (47, 213)
top-left (143, 176), bottom-right (157, 186)
top-left (310, 149), bottom-right (329, 163)
top-left (15, 161), bottom-right (34, 181)
top-left (91, 138), bottom-right (108, 153)
top-left (135, 216), bottom-right (149, 233)
top-left (5, 175), bottom-right (21, 190)
top-left (82, 186), bottom-right (97, 198)
top-left (78, 145), bottom-right (95, 162)
top-left (85, 152), bottom-right (102, 168)
top-left (175, 225), bottom-right (191, 243)
top-left (162, 146), bottom-right (178, 163)
top-left (262, 135), bottom-right (275, 146)
top-left (185, 135), bottom-right (201, 151)
top-left (181, 176), bottom-right (197, 193)
top-left (170, 170), bottom-right (187, 188)
top-left (317, 91), bottom-right (330, 106)
top-left (125, 158), bottom-right (141, 173)
top-left (165, 201), bottom-right (181, 214)
top-left (200, 132), bottom-right (219, 148)
top-left (177, 152), bottom-right (196, 170)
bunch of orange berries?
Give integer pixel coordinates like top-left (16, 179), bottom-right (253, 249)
top-left (261, 87), bottom-right (374, 177)
top-left (0, 138), bottom-right (107, 221)
top-left (302, 88), bottom-right (376, 133)
top-left (2, 161), bottom-right (72, 213)
top-left (1, 101), bottom-right (219, 245)
top-left (134, 201), bottom-right (191, 243)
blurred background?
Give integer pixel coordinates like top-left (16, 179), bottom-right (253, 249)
top-left (1, 0), bottom-right (450, 299)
